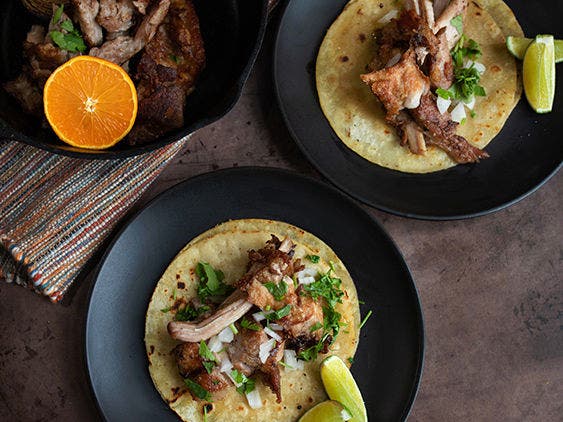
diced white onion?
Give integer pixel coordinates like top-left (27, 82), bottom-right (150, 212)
top-left (450, 101), bottom-right (466, 123)
top-left (264, 326), bottom-right (282, 342)
top-left (259, 339), bottom-right (276, 364)
top-left (464, 95), bottom-right (475, 110)
top-left (378, 9), bottom-right (398, 24)
top-left (386, 52), bottom-right (401, 68)
top-left (341, 408), bottom-right (352, 421)
top-left (269, 323), bottom-right (283, 331)
top-left (208, 335), bottom-right (223, 353)
top-left (283, 349), bottom-right (304, 371)
top-left (436, 96), bottom-right (451, 115)
top-left (218, 326), bottom-right (234, 343)
top-left (296, 267), bottom-right (317, 285)
top-left (246, 388), bottom-right (263, 409)
top-left (252, 312), bottom-right (266, 322)
top-left (219, 354), bottom-right (233, 373)
top-left (464, 60), bottom-right (486, 74)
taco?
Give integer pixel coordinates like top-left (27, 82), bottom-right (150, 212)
top-left (144, 219), bottom-right (361, 421)
top-left (316, 0), bottom-right (523, 173)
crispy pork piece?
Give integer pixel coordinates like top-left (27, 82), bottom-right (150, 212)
top-left (127, 0), bottom-right (206, 143)
top-left (368, 9), bottom-right (420, 71)
top-left (261, 340), bottom-right (285, 403)
top-left (411, 24), bottom-right (453, 89)
top-left (361, 49), bottom-right (430, 118)
top-left (387, 111), bottom-right (427, 155)
top-left (89, 0), bottom-right (171, 64)
top-left (434, 0), bottom-right (467, 49)
top-left (173, 342), bottom-right (203, 378)
top-left (281, 292), bottom-right (323, 341)
top-left (236, 236), bottom-right (298, 311)
top-left (192, 368), bottom-right (230, 394)
top-left (167, 290), bottom-right (252, 342)
top-left (410, 93), bottom-right (488, 163)
top-left (133, 0), bottom-right (151, 14)
top-left (71, 0), bottom-right (104, 47)
top-left (227, 325), bottom-right (269, 377)
top-left (96, 0), bottom-right (136, 34)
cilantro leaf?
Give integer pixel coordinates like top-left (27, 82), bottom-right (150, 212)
top-left (196, 262), bottom-right (233, 303)
top-left (175, 304), bottom-right (210, 321)
top-left (240, 318), bottom-right (261, 331)
top-left (309, 322), bottom-right (323, 332)
top-left (297, 333), bottom-right (330, 362)
top-left (199, 340), bottom-right (216, 362)
top-left (264, 280), bottom-right (288, 301)
top-left (348, 357), bottom-right (354, 365)
top-left (265, 304), bottom-right (292, 321)
top-left (52, 4), bottom-right (64, 25)
top-left (184, 378), bottom-right (211, 401)
top-left (60, 19), bottom-right (75, 33)
top-left (359, 310), bottom-right (373, 329)
top-left (302, 271), bottom-right (344, 309)
top-left (306, 255), bottom-right (320, 263)
top-left (450, 15), bottom-right (463, 34)
top-left (50, 30), bottom-right (86, 53)
top-left (231, 370), bottom-right (255, 394)
top-left (436, 88), bottom-right (453, 100)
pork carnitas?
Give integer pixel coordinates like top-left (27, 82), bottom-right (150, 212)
top-left (4, 0), bottom-right (205, 145)
top-left (361, 0), bottom-right (488, 164)
top-left (167, 236), bottom-right (341, 406)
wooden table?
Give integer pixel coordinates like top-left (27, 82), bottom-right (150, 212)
top-left (1, 23), bottom-right (561, 422)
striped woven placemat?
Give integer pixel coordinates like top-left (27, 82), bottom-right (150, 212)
top-left (0, 0), bottom-right (278, 303)
top-left (0, 140), bottom-right (184, 302)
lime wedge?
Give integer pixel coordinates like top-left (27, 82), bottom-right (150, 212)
top-left (507, 36), bottom-right (563, 63)
top-left (298, 400), bottom-right (347, 422)
top-left (320, 356), bottom-right (367, 422)
top-left (523, 35), bottom-right (556, 113)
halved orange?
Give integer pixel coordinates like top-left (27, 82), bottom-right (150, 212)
top-left (44, 56), bottom-right (138, 149)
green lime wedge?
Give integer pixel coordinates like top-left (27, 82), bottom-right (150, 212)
top-left (507, 36), bottom-right (563, 63)
top-left (320, 356), bottom-right (367, 422)
top-left (523, 35), bottom-right (556, 113)
top-left (298, 400), bottom-right (347, 422)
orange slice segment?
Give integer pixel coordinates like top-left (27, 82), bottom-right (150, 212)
top-left (44, 55), bottom-right (138, 149)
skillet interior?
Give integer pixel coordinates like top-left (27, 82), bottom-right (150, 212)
top-left (0, 0), bottom-right (267, 158)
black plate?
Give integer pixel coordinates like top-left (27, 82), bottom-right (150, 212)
top-left (85, 167), bottom-right (424, 421)
top-left (273, 0), bottom-right (563, 220)
top-left (0, 0), bottom-right (267, 158)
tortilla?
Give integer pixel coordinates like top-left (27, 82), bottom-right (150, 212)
top-left (316, 0), bottom-right (523, 173)
top-left (145, 219), bottom-right (361, 422)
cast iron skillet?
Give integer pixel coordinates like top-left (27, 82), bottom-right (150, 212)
top-left (0, 0), bottom-right (268, 158)
top-left (85, 167), bottom-right (424, 421)
top-left (274, 0), bottom-right (563, 220)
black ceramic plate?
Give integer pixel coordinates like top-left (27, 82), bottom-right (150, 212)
top-left (0, 0), bottom-right (267, 158)
top-left (273, 0), bottom-right (563, 220)
top-left (85, 167), bottom-right (424, 421)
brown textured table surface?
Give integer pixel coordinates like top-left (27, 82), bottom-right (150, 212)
top-left (1, 20), bottom-right (562, 422)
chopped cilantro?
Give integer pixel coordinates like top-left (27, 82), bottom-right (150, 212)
top-left (450, 15), bottom-right (463, 34)
top-left (452, 35), bottom-right (482, 67)
top-left (264, 280), bottom-right (288, 301)
top-left (52, 4), bottom-right (64, 25)
top-left (231, 369), bottom-right (255, 394)
top-left (199, 341), bottom-right (217, 374)
top-left (309, 322), bottom-right (323, 332)
top-left (160, 307), bottom-right (171, 313)
top-left (297, 333), bottom-right (329, 361)
top-left (196, 263), bottom-right (233, 303)
top-left (358, 300), bottom-right (365, 305)
top-left (240, 318), bottom-right (261, 331)
top-left (348, 357), bottom-right (354, 365)
top-left (199, 340), bottom-right (216, 362)
top-left (470, 110), bottom-right (477, 118)
top-left (184, 378), bottom-right (211, 400)
top-left (359, 310), bottom-right (373, 329)
top-left (306, 255), bottom-right (320, 263)
top-left (229, 323), bottom-right (239, 335)
top-left (169, 54), bottom-right (180, 63)
top-left (175, 304), bottom-right (210, 321)
top-left (50, 30), bottom-right (86, 53)
top-left (172, 289), bottom-right (177, 300)
top-left (265, 304), bottom-right (292, 321)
